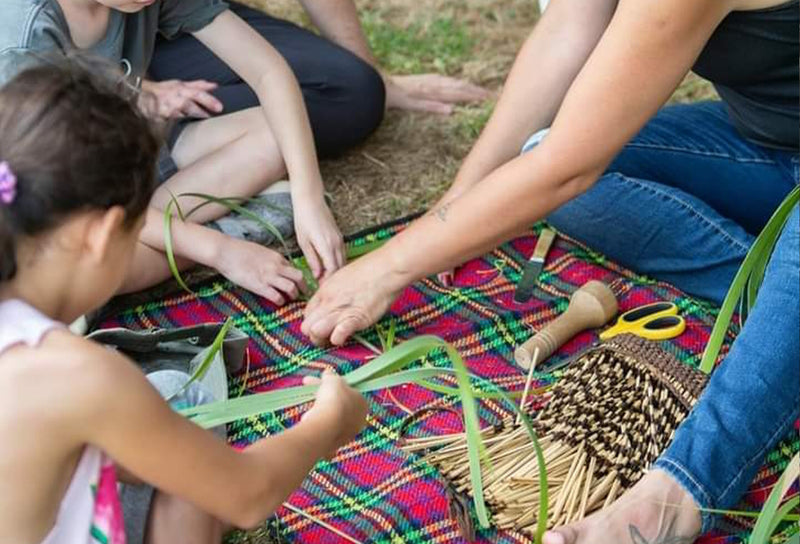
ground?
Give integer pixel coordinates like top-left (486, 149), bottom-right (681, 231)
top-left (201, 2), bottom-right (717, 541)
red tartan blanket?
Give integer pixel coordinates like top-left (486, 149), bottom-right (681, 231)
top-left (99, 220), bottom-right (798, 544)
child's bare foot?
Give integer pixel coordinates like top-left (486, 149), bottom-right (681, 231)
top-left (543, 469), bottom-right (702, 544)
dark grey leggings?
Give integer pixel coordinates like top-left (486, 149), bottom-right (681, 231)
top-left (149, 2), bottom-right (386, 158)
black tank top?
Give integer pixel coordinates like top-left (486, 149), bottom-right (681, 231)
top-left (693, 0), bottom-right (799, 151)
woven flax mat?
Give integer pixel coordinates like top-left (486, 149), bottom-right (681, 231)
top-left (99, 219), bottom-right (798, 544)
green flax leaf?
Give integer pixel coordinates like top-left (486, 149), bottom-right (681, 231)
top-left (167, 318), bottom-right (233, 401)
top-left (750, 454), bottom-right (798, 544)
top-left (178, 335), bottom-right (549, 540)
top-left (700, 187), bottom-right (798, 374)
top-left (178, 192), bottom-right (292, 256)
top-left (163, 197), bottom-right (193, 294)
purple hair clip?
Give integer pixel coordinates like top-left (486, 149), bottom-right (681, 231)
top-left (0, 161), bottom-right (17, 205)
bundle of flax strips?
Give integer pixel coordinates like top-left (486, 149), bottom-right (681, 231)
top-left (403, 334), bottom-right (708, 537)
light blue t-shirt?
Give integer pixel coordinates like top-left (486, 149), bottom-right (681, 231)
top-left (0, 0), bottom-right (228, 86)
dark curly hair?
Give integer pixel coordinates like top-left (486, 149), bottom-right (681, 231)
top-left (0, 58), bottom-right (161, 281)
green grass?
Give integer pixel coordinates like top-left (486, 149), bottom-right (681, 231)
top-left (456, 100), bottom-right (497, 140)
top-left (361, 11), bottom-right (474, 74)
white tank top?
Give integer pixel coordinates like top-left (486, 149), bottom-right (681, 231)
top-left (0, 299), bottom-right (125, 544)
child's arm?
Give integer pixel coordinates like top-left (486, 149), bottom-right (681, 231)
top-left (191, 12), bottom-right (346, 280)
top-left (139, 79), bottom-right (223, 120)
top-left (129, 208), bottom-right (306, 305)
top-left (69, 338), bottom-right (367, 528)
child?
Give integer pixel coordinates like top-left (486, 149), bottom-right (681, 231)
top-left (0, 64), bottom-right (367, 544)
top-left (0, 0), bottom-right (347, 302)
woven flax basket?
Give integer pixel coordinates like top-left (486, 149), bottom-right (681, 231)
top-left (405, 334), bottom-right (708, 538)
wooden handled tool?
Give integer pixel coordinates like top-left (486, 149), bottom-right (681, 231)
top-left (514, 281), bottom-right (618, 369)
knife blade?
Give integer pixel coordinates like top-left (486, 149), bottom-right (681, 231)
top-left (513, 228), bottom-right (556, 303)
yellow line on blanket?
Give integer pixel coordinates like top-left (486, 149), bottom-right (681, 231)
top-left (282, 503), bottom-right (364, 544)
top-left (304, 470), bottom-right (404, 541)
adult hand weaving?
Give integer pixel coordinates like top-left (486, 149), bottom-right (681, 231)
top-left (302, 0), bottom-right (800, 542)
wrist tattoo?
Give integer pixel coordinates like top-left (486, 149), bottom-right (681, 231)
top-left (629, 524), bottom-right (695, 544)
top-left (433, 202), bottom-right (452, 223)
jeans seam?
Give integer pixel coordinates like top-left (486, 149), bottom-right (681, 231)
top-left (614, 174), bottom-right (752, 252)
top-left (653, 457), bottom-right (715, 532)
top-left (625, 142), bottom-right (776, 165)
top-left (716, 402), bottom-right (800, 506)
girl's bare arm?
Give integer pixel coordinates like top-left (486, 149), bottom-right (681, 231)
top-left (68, 338), bottom-right (364, 529)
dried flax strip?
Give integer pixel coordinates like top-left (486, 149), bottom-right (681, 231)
top-left (403, 335), bottom-right (708, 538)
top-left (578, 456), bottom-right (596, 519)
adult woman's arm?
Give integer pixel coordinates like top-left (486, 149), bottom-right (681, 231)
top-left (192, 11), bottom-right (345, 277)
top-left (302, 0), bottom-right (733, 345)
top-left (443, 0), bottom-right (616, 197)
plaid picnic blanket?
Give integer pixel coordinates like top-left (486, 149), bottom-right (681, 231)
top-left (99, 218), bottom-right (798, 544)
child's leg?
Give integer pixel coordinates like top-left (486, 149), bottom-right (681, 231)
top-left (119, 242), bottom-right (191, 295)
top-left (150, 107), bottom-right (287, 223)
top-left (148, 2), bottom-right (385, 158)
top-left (121, 371), bottom-right (227, 544)
top-left (145, 493), bottom-right (224, 544)
top-left (118, 108), bottom-right (292, 293)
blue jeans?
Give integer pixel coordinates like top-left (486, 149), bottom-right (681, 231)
top-left (523, 101), bottom-right (799, 530)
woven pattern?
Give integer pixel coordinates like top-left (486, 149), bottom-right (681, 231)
top-left (414, 335), bottom-right (711, 536)
top-left (99, 220), bottom-right (798, 544)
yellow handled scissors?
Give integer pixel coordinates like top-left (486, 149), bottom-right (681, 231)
top-left (599, 301), bottom-right (686, 341)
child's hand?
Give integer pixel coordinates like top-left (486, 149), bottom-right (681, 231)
top-left (215, 238), bottom-right (308, 305)
top-left (294, 198), bottom-right (346, 281)
top-left (302, 370), bottom-right (368, 456)
top-left (140, 79), bottom-right (224, 120)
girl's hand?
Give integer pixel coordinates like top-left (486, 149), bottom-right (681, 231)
top-left (294, 197), bottom-right (346, 280)
top-left (215, 238), bottom-right (307, 305)
top-left (385, 74), bottom-right (493, 115)
top-left (302, 369), bottom-right (368, 457)
top-left (140, 79), bottom-right (224, 120)
top-left (302, 255), bottom-right (402, 346)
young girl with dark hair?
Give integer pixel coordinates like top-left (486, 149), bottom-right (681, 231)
top-left (0, 63), bottom-right (367, 544)
top-left (0, 0), bottom-right (349, 302)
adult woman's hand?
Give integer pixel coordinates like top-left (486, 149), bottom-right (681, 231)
top-left (140, 79), bottom-right (224, 120)
top-left (302, 255), bottom-right (403, 346)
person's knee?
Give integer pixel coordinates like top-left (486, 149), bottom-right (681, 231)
top-left (547, 173), bottom-right (627, 232)
top-left (232, 108), bottom-right (283, 174)
top-left (342, 56), bottom-right (385, 124)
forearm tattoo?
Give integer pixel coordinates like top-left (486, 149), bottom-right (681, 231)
top-left (629, 524), bottom-right (696, 544)
top-left (433, 202), bottom-right (452, 223)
